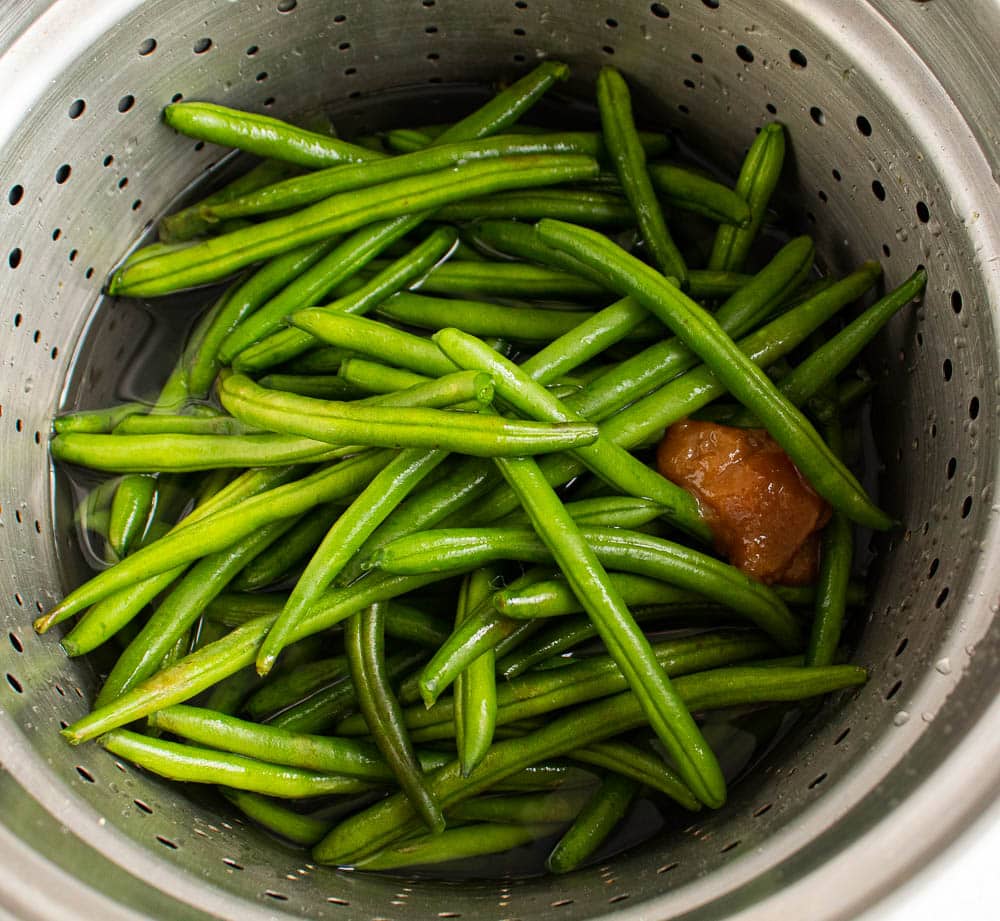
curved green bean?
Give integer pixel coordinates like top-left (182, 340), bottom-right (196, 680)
top-left (107, 474), bottom-right (156, 558)
top-left (436, 189), bottom-right (633, 225)
top-left (455, 569), bottom-right (499, 776)
top-left (647, 162), bottom-right (752, 227)
top-left (221, 789), bottom-right (331, 847)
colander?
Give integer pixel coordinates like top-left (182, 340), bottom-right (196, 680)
top-left (2, 1), bottom-right (999, 919)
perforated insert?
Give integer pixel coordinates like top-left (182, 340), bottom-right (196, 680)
top-left (1, 1), bottom-right (998, 920)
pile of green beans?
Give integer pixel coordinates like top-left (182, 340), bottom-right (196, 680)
top-left (41, 60), bottom-right (927, 876)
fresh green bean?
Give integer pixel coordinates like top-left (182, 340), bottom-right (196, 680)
top-left (107, 474), bottom-right (157, 558)
top-left (338, 359), bottom-right (431, 395)
top-left (356, 822), bottom-right (562, 870)
top-left (570, 740), bottom-right (695, 807)
top-left (258, 448), bottom-right (447, 674)
top-left (547, 773), bottom-right (639, 873)
top-left (101, 729), bottom-right (374, 797)
top-left (647, 163), bottom-right (752, 227)
top-left (434, 329), bottom-right (708, 540)
top-left (497, 496), bottom-right (672, 531)
top-left (455, 568), bottom-right (499, 776)
top-left (346, 603), bottom-right (445, 832)
top-left (163, 102), bottom-right (382, 167)
top-left (436, 189), bottom-right (633, 225)
top-left (313, 664), bottom-right (866, 863)
top-left (448, 789), bottom-right (593, 825)
top-left (54, 402), bottom-right (146, 435)
top-left (285, 346), bottom-right (360, 374)
top-left (244, 657), bottom-right (351, 720)
top-left (537, 219), bottom-right (891, 530)
top-left (108, 155), bottom-right (598, 296)
top-left (220, 789), bottom-right (331, 847)
top-left (392, 258), bottom-right (608, 300)
top-left (597, 67), bottom-right (687, 283)
top-left (112, 413), bottom-right (262, 436)
top-left (708, 122), bottom-right (785, 272)
top-left (159, 158), bottom-right (302, 243)
top-left (219, 373), bottom-right (600, 457)
top-left (51, 432), bottom-right (350, 472)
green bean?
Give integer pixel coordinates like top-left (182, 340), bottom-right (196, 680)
top-left (570, 740), bottom-right (695, 807)
top-left (338, 359), bottom-right (431, 395)
top-left (434, 329), bottom-right (708, 540)
top-left (101, 729), bottom-right (373, 797)
top-left (537, 219), bottom-right (891, 530)
top-left (112, 413), bottom-right (263, 436)
top-left (449, 789), bottom-right (593, 825)
top-left (257, 374), bottom-right (364, 400)
top-left (187, 240), bottom-right (341, 394)
top-left (378, 293), bottom-right (658, 343)
top-left (107, 474), bottom-right (157, 558)
top-left (391, 258), bottom-right (608, 300)
top-left (163, 102), bottom-right (382, 167)
top-left (286, 346), bottom-right (360, 374)
top-left (96, 515), bottom-right (303, 706)
top-left (220, 789), bottom-right (331, 847)
top-left (219, 373), bottom-right (600, 457)
top-left (258, 449), bottom-right (447, 674)
top-left (271, 649), bottom-right (427, 735)
top-left (203, 136), bottom-right (619, 223)
top-left (647, 163), bottom-right (752, 227)
top-left (725, 267), bottom-right (927, 428)
top-left (234, 227), bottom-right (461, 370)
top-left (160, 159), bottom-right (302, 243)
top-left (372, 526), bottom-right (797, 651)
top-left (51, 432), bottom-right (348, 472)
top-left (383, 127), bottom-right (437, 153)
top-left (436, 188), bottom-right (633, 225)
top-left (597, 67), bottom-right (687, 284)
top-left (244, 657), bottom-right (351, 720)
top-left (347, 603), bottom-right (445, 832)
top-left (313, 664), bottom-right (866, 863)
top-left (108, 155), bottom-right (598, 296)
top-left (54, 403), bottom-right (146, 435)
top-left (493, 458), bottom-right (724, 808)
top-left (231, 503), bottom-right (343, 592)
top-left (455, 568), bottom-right (499, 776)
top-left (43, 451), bottom-right (393, 625)
top-left (708, 122), bottom-right (785, 272)
top-left (547, 773), bottom-right (638, 873)
top-left (356, 822), bottom-right (561, 870)
top-left (216, 218), bottom-right (413, 363)
top-left (63, 571), bottom-right (443, 743)
top-left (387, 125), bottom-right (669, 157)
top-left (498, 496), bottom-right (672, 531)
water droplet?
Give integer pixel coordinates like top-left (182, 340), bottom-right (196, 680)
top-left (934, 657), bottom-right (952, 675)
top-left (895, 227), bottom-right (909, 242)
top-left (893, 711), bottom-right (910, 726)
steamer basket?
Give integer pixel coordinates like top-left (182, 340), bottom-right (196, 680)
top-left (1, 1), bottom-right (998, 919)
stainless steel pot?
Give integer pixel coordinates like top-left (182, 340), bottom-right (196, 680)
top-left (1, 1), bottom-right (998, 918)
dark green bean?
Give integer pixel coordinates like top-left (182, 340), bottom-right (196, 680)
top-left (54, 402), bottom-right (146, 435)
top-left (448, 789), bottom-right (593, 825)
top-left (708, 122), bottom-right (785, 272)
top-left (108, 156), bottom-right (597, 296)
top-left (436, 189), bottom-right (633, 225)
top-left (107, 474), bottom-right (157, 558)
top-left (346, 603), bottom-right (445, 832)
top-left (257, 374), bottom-right (364, 401)
top-left (597, 67), bottom-right (687, 283)
top-left (647, 163), bottom-right (752, 227)
top-left (547, 773), bottom-right (639, 873)
top-left (569, 740), bottom-right (696, 807)
top-left (220, 789), bottom-right (331, 847)
top-left (112, 413), bottom-right (262, 436)
top-left (455, 568), bottom-right (499, 776)
top-left (245, 657), bottom-right (351, 720)
top-left (537, 219), bottom-right (891, 530)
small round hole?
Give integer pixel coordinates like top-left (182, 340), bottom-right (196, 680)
top-left (55, 164), bottom-right (71, 184)
top-left (6, 673), bottom-right (23, 693)
top-left (118, 94), bottom-right (135, 113)
top-left (960, 496), bottom-right (973, 519)
top-left (9, 248), bottom-right (22, 269)
top-left (424, 25), bottom-right (438, 34)
top-left (969, 396), bottom-right (980, 419)
top-left (256, 71), bottom-right (269, 82)
top-left (138, 38), bottom-right (157, 56)
top-left (691, 52), bottom-right (703, 63)
top-left (52, 228), bottom-right (61, 240)
top-left (8, 184), bottom-right (24, 205)
top-left (765, 102), bottom-right (777, 115)
top-left (872, 179), bottom-right (886, 201)
top-left (702, 0), bottom-right (720, 8)
top-left (808, 772), bottom-right (828, 790)
top-left (752, 802), bottom-right (773, 817)
top-left (832, 168), bottom-right (842, 181)
top-left (677, 104), bottom-right (690, 115)
top-left (68, 99), bottom-right (86, 119)
top-left (277, 0), bottom-right (298, 11)
top-left (657, 862), bottom-right (679, 873)
top-left (603, 45), bottom-right (616, 55)
top-left (69, 249), bottom-right (78, 263)
top-left (885, 679), bottom-right (902, 700)
top-left (103, 154), bottom-right (114, 167)
top-left (134, 799), bottom-right (153, 814)
top-left (339, 41), bottom-right (351, 50)
top-left (265, 892), bottom-right (288, 902)
top-left (683, 78), bottom-right (696, 89)
top-left (246, 44), bottom-right (259, 55)
top-left (263, 97), bottom-right (276, 107)
top-left (736, 44), bottom-right (754, 63)
top-left (818, 189), bottom-right (828, 203)
top-left (834, 727), bottom-right (851, 745)
top-left (8, 632), bottom-right (23, 653)
top-left (75, 765), bottom-right (95, 783)
top-left (942, 358), bottom-right (953, 381)
top-left (156, 835), bottom-right (179, 850)
top-left (170, 93), bottom-right (183, 103)
top-left (720, 840), bottom-right (741, 853)
top-left (606, 17), bottom-right (619, 28)
top-left (513, 26), bottom-right (526, 36)
top-left (951, 290), bottom-right (963, 313)
top-left (223, 857), bottom-right (244, 870)
top-left (193, 38), bottom-right (212, 54)
top-left (810, 106), bottom-right (825, 126)
top-left (928, 558), bottom-right (940, 578)
top-left (118, 176), bottom-right (129, 189)
top-left (935, 586), bottom-right (950, 607)
top-left (856, 115), bottom-right (873, 136)
top-left (789, 48), bottom-right (807, 67)
top-left (916, 200), bottom-right (930, 223)
top-left (650, 3), bottom-right (670, 17)
top-left (882, 243), bottom-right (891, 257)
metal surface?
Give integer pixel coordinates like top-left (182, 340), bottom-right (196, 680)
top-left (1, 1), bottom-right (998, 919)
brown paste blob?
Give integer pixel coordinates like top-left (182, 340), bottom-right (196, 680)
top-left (657, 420), bottom-right (831, 585)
